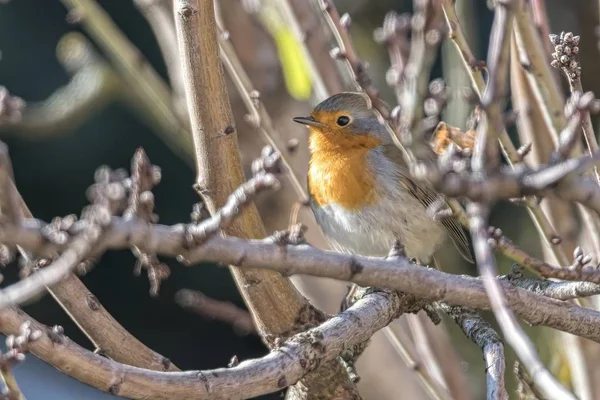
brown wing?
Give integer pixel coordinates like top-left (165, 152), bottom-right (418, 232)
top-left (382, 144), bottom-right (474, 263)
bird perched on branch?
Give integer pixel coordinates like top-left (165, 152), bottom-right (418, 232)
top-left (293, 92), bottom-right (472, 265)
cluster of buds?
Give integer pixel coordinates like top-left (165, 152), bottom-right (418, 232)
top-left (0, 87), bottom-right (25, 125)
top-left (1, 321), bottom-right (42, 368)
top-left (424, 78), bottom-right (447, 118)
top-left (571, 246), bottom-right (594, 271)
top-left (251, 145), bottom-right (284, 176)
top-left (549, 31), bottom-right (581, 80)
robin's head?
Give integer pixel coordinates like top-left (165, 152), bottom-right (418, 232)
top-left (293, 92), bottom-right (389, 152)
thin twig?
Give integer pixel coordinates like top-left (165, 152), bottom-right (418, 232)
top-left (468, 203), bottom-right (574, 400)
top-left (216, 25), bottom-right (308, 203)
top-left (133, 0), bottom-right (185, 102)
top-left (514, 1), bottom-right (566, 137)
top-left (381, 328), bottom-right (451, 400)
top-left (320, 0), bottom-right (387, 110)
top-left (175, 289), bottom-right (256, 336)
top-left (492, 231), bottom-right (600, 283)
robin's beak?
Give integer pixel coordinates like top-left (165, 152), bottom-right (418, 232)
top-left (292, 116), bottom-right (326, 129)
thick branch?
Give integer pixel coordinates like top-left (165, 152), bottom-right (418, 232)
top-left (0, 289), bottom-right (412, 400)
top-left (3, 219), bottom-right (600, 342)
top-left (174, 0), bottom-right (320, 337)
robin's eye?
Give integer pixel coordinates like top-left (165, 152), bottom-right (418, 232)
top-left (336, 116), bottom-right (350, 126)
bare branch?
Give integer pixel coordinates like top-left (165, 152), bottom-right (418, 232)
top-left (439, 304), bottom-right (507, 400)
top-left (3, 218), bottom-right (600, 342)
top-left (175, 289), bottom-right (256, 336)
top-left (0, 288), bottom-right (419, 400)
top-left (504, 266), bottom-right (600, 301)
top-left (174, 0), bottom-right (323, 338)
top-left (492, 231), bottom-right (600, 284)
top-left (133, 0), bottom-right (185, 101)
top-left (468, 203), bottom-right (573, 400)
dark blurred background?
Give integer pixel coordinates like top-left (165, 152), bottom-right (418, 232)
top-left (0, 0), bottom-right (598, 399)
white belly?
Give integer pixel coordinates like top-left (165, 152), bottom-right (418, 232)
top-left (311, 191), bottom-right (447, 263)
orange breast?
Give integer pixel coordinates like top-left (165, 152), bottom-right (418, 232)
top-left (307, 129), bottom-right (380, 210)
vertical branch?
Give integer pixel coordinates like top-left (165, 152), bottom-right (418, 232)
top-left (440, 305), bottom-right (508, 400)
top-left (514, 1), bottom-right (567, 136)
top-left (173, 0), bottom-right (317, 338)
top-left (471, 2), bottom-right (575, 399)
top-left (474, 1), bottom-right (512, 172)
top-left (550, 31), bottom-right (600, 182)
top-left (133, 0), bottom-right (186, 103)
top-left (174, 3), bottom-right (364, 398)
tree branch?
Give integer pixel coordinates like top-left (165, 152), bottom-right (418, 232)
top-left (0, 149), bottom-right (177, 371)
top-left (3, 217), bottom-right (600, 342)
top-left (439, 304), bottom-right (507, 400)
top-left (174, 0), bottom-right (322, 338)
top-left (174, 1), bottom-right (362, 397)
top-left (0, 288), bottom-right (418, 400)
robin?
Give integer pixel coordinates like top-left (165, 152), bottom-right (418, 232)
top-left (293, 92), bottom-right (473, 265)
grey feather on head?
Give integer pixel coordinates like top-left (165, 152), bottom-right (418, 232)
top-left (314, 92), bottom-right (392, 143)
